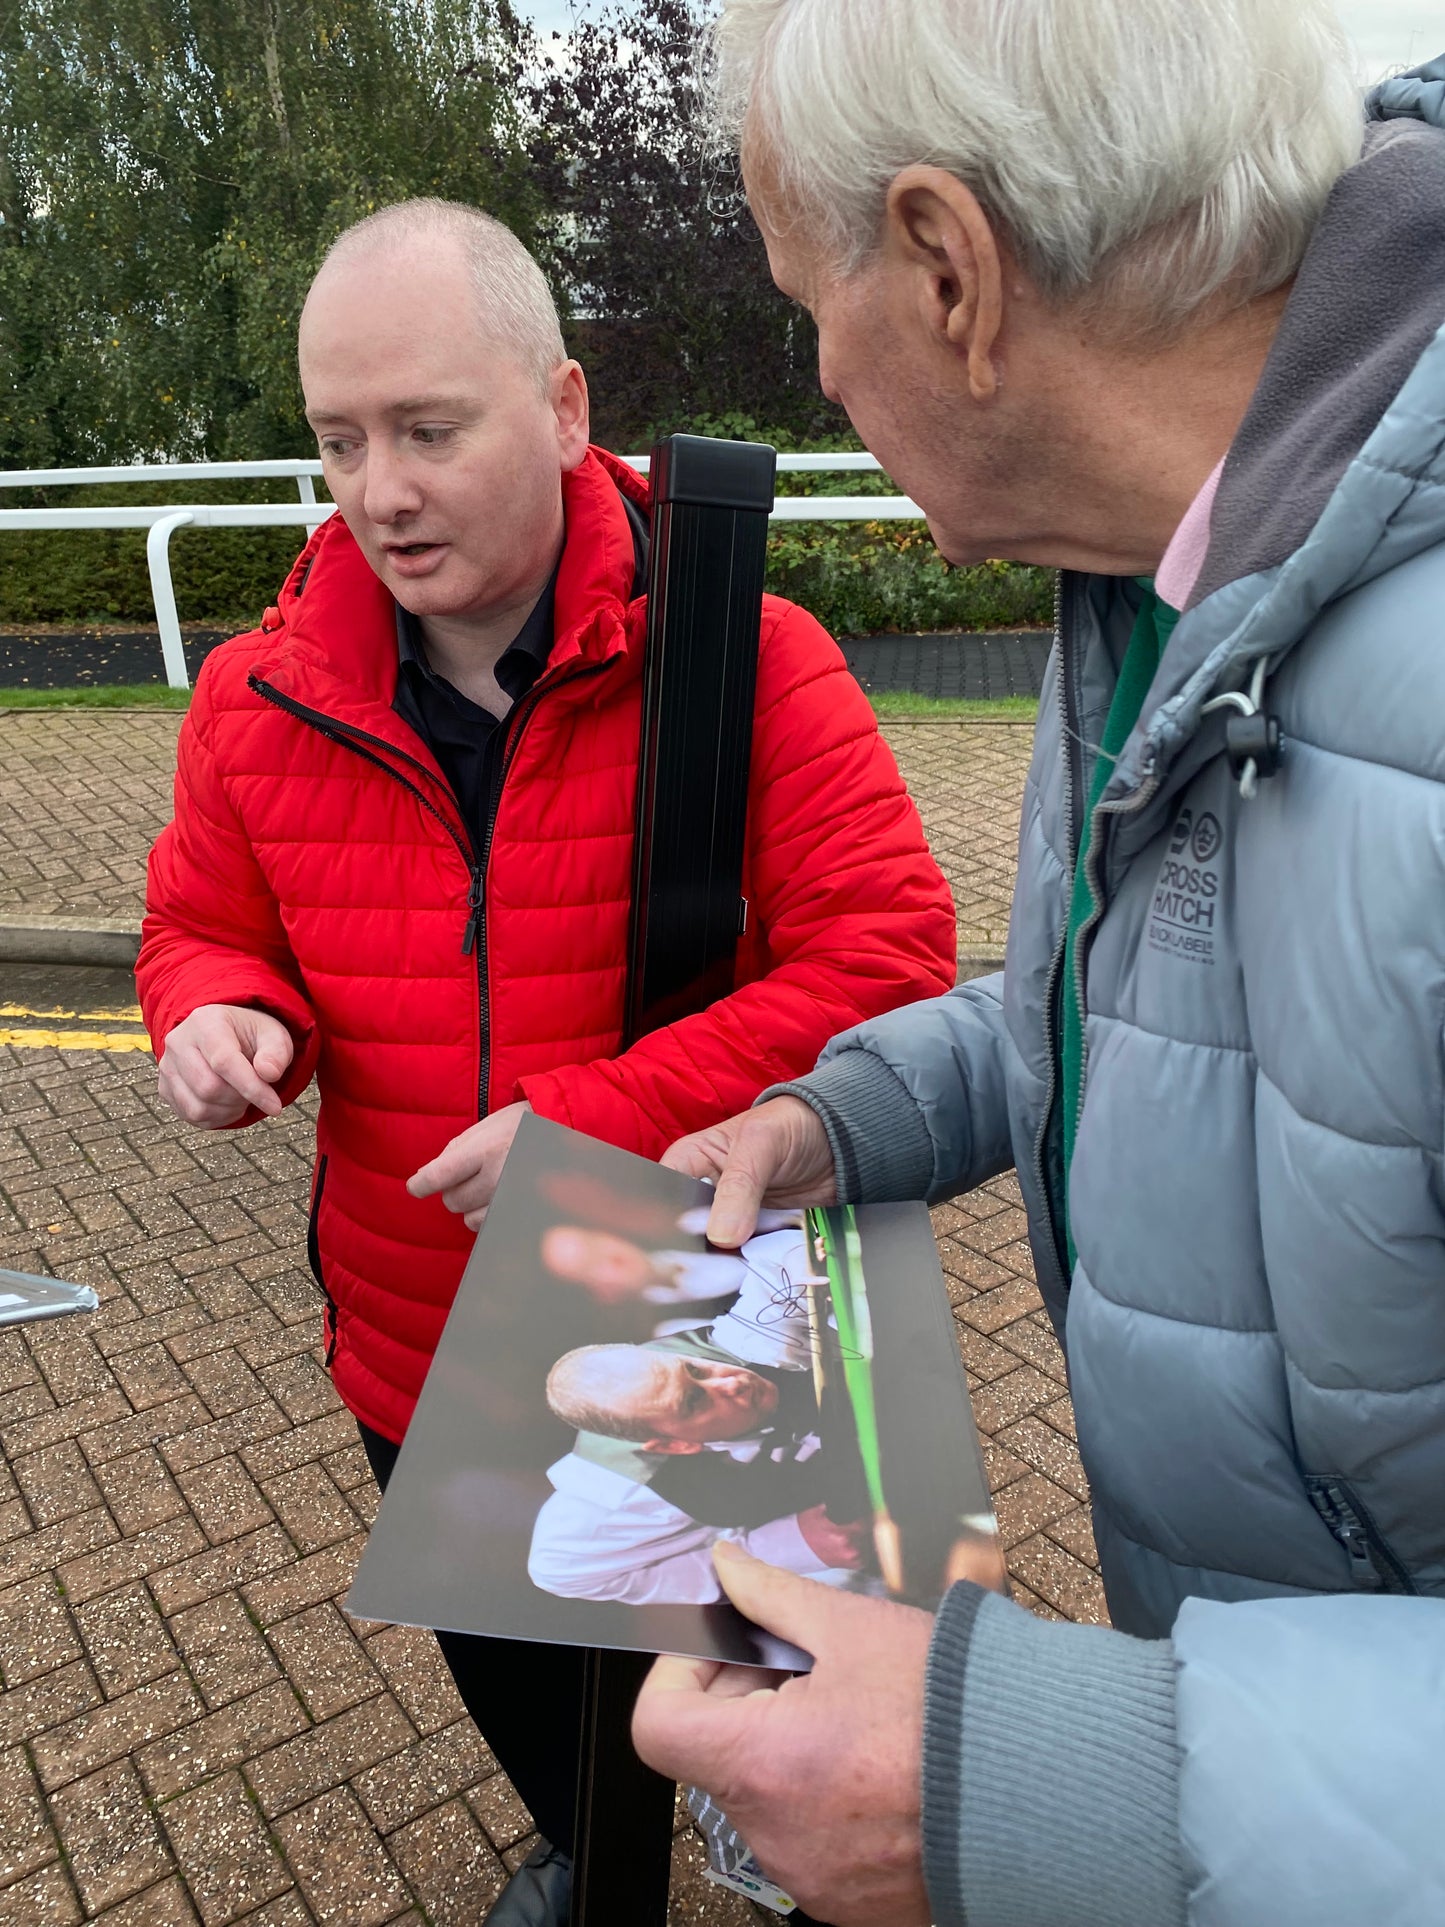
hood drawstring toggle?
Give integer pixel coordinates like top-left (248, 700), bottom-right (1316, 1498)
top-left (1203, 655), bottom-right (1282, 801)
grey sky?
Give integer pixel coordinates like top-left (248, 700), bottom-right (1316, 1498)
top-left (520, 2), bottom-right (1437, 83)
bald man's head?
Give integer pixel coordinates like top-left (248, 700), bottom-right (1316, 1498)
top-left (306, 199), bottom-right (565, 391)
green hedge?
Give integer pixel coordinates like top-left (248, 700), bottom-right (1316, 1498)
top-left (0, 466), bottom-right (1054, 639)
top-left (765, 525), bottom-right (1051, 636)
top-left (0, 479), bottom-right (319, 631)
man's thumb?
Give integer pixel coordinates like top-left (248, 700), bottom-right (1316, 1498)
top-left (705, 1157), bottom-right (766, 1249)
top-left (711, 1542), bottom-right (836, 1658)
top-left (248, 1018), bottom-right (294, 1084)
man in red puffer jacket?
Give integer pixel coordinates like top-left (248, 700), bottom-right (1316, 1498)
top-left (139, 197), bottom-right (954, 1924)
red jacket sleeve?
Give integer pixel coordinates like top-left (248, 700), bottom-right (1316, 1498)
top-left (517, 597), bottom-right (956, 1155)
top-left (136, 655), bottom-right (320, 1114)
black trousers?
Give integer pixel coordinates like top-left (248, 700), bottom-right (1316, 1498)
top-left (360, 1423), bottom-right (827, 1924)
top-left (358, 1422), bottom-right (587, 1855)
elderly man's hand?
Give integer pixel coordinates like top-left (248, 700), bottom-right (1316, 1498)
top-left (407, 1100), bottom-right (530, 1230)
top-left (662, 1096), bottom-right (836, 1248)
top-left (158, 1004), bottom-right (295, 1128)
top-left (633, 1543), bottom-right (934, 1927)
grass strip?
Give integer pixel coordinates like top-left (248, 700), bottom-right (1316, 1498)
top-left (0, 685), bottom-right (191, 710)
top-left (0, 685), bottom-right (1040, 724)
top-left (869, 692), bottom-right (1038, 721)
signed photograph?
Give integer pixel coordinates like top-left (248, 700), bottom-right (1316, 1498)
top-left (348, 1114), bottom-right (1003, 1668)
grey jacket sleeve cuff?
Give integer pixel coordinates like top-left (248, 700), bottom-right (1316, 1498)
top-left (923, 1585), bottom-right (1188, 1927)
top-left (758, 1050), bottom-right (935, 1204)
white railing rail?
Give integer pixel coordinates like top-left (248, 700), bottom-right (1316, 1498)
top-left (0, 452), bottom-right (886, 486)
top-left (0, 453), bottom-right (919, 689)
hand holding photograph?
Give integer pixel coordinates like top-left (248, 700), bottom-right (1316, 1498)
top-left (348, 1114), bottom-right (1003, 1669)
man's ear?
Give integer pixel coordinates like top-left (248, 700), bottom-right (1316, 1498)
top-left (642, 1437), bottom-right (704, 1456)
top-left (554, 359), bottom-right (591, 471)
top-left (883, 165), bottom-right (1005, 403)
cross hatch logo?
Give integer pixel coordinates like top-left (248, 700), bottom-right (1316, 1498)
top-left (1151, 806), bottom-right (1222, 966)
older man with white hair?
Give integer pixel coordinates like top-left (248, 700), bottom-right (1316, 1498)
top-left (637, 6), bottom-right (1445, 1923)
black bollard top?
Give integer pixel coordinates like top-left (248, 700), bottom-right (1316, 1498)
top-left (648, 433), bottom-right (777, 513)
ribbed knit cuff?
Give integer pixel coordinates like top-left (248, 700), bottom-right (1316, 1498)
top-left (923, 1585), bottom-right (1188, 1927)
top-left (758, 1051), bottom-right (935, 1204)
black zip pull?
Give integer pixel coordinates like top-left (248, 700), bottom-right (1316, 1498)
top-left (1307, 1477), bottom-right (1389, 1592)
top-left (462, 867), bottom-right (484, 955)
top-left (1336, 1518), bottom-right (1383, 1590)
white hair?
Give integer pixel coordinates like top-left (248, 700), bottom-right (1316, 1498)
top-left (319, 199), bottom-right (566, 388)
top-left (711, 0), bottom-right (1365, 334)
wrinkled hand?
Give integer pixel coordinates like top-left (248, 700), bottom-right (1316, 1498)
top-left (633, 1544), bottom-right (933, 1926)
top-left (796, 1505), bottom-right (868, 1571)
top-left (662, 1096), bottom-right (836, 1248)
top-left (158, 1004), bottom-right (295, 1128)
top-left (407, 1101), bottom-right (530, 1231)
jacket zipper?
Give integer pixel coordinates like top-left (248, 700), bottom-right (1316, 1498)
top-left (1043, 578), bottom-right (1170, 1266)
top-left (1030, 574), bottom-right (1077, 1289)
top-left (1070, 774), bottom-right (1163, 1168)
top-left (250, 659), bottom-right (611, 1122)
top-left (249, 675), bottom-right (486, 1113)
top-left (306, 1152), bottom-right (338, 1365)
top-left (1306, 1476), bottom-right (1416, 1594)
top-left (249, 676), bottom-right (477, 880)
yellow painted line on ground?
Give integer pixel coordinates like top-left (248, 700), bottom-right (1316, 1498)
top-left (0, 1003), bottom-right (145, 1023)
top-left (0, 1028), bottom-right (153, 1053)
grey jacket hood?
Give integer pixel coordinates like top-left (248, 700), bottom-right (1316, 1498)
top-left (1112, 80), bottom-right (1445, 807)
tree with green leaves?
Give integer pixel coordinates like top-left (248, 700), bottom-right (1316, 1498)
top-left (0, 0), bottom-right (536, 466)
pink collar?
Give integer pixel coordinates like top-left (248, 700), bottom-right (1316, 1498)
top-left (1155, 457), bottom-right (1226, 612)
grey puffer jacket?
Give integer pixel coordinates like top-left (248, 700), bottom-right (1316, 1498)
top-left (776, 66), bottom-right (1445, 1927)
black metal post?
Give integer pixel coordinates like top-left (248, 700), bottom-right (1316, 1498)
top-left (625, 434), bottom-right (777, 1041)
top-left (570, 1649), bottom-right (676, 1927)
top-left (570, 435), bottom-right (777, 1926)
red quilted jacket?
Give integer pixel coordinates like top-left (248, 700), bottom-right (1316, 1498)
top-left (139, 448), bottom-right (956, 1442)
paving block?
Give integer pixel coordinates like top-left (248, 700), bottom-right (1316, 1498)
top-left (387, 1795), bottom-right (508, 1924)
top-left (157, 1770), bottom-right (293, 1925)
top-left (48, 1758), bottom-right (173, 1914)
top-left (272, 1786), bottom-right (411, 1927)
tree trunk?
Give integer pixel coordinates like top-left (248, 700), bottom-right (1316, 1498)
top-left (259, 0), bottom-right (291, 153)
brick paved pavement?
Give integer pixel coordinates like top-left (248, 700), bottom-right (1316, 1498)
top-left (0, 716), bottom-right (179, 928)
top-left (0, 712), bottom-right (1033, 958)
top-left (0, 708), bottom-right (1094, 1924)
top-left (887, 723), bottom-right (1031, 957)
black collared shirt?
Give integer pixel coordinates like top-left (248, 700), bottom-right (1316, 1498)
top-left (392, 572), bottom-right (557, 861)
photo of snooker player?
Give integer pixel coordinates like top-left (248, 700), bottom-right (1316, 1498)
top-left (349, 1115), bottom-right (1001, 1673)
top-left (528, 1214), bottom-right (873, 1606)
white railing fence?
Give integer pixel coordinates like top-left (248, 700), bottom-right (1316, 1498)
top-left (0, 454), bottom-right (922, 690)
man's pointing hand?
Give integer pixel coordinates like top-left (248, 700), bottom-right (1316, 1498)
top-left (157, 1004), bottom-right (295, 1128)
top-left (632, 1542), bottom-right (934, 1927)
top-left (407, 1100), bottom-right (530, 1231)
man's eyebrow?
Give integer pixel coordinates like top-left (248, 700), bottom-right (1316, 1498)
top-left (383, 396), bottom-right (474, 417)
top-left (305, 397), bottom-right (474, 425)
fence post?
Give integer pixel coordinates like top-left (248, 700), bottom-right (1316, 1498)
top-left (146, 511), bottom-right (195, 690)
top-left (296, 473), bottom-right (325, 535)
